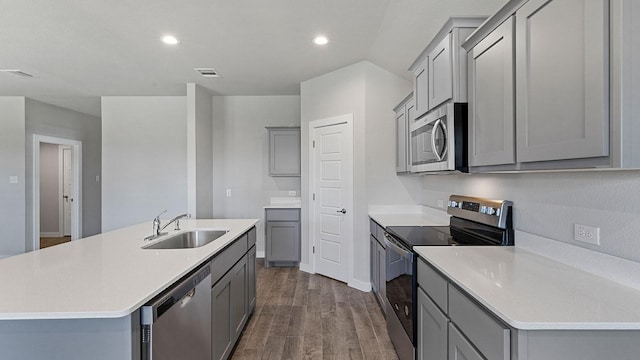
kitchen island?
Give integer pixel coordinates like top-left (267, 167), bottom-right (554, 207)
top-left (0, 218), bottom-right (258, 360)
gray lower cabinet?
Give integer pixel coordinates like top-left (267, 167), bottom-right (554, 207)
top-left (212, 227), bottom-right (257, 360)
top-left (417, 287), bottom-right (448, 360)
top-left (448, 323), bottom-right (483, 360)
top-left (265, 208), bottom-right (301, 267)
top-left (369, 219), bottom-right (386, 313)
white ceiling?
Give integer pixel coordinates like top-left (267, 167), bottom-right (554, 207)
top-left (0, 0), bottom-right (505, 117)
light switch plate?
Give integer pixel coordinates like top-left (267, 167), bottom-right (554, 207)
top-left (288, 191), bottom-right (297, 196)
top-left (9, 176), bottom-right (18, 184)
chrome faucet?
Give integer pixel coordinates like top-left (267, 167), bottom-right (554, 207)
top-left (144, 210), bottom-right (191, 241)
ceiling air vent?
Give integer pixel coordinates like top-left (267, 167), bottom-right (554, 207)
top-left (0, 69), bottom-right (34, 78)
top-left (194, 68), bottom-right (221, 78)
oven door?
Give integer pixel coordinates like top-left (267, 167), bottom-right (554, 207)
top-left (384, 233), bottom-right (415, 360)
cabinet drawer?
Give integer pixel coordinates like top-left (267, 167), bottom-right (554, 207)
top-left (369, 219), bottom-right (377, 237)
top-left (247, 226), bottom-right (256, 248)
top-left (211, 233), bottom-right (248, 285)
top-left (449, 285), bottom-right (510, 360)
top-left (265, 209), bottom-right (300, 221)
top-left (417, 259), bottom-right (448, 313)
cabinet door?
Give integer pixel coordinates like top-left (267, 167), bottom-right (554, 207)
top-left (417, 288), bottom-right (449, 360)
top-left (429, 33), bottom-right (453, 110)
top-left (269, 128), bottom-right (301, 176)
top-left (396, 105), bottom-right (408, 173)
top-left (266, 221), bottom-right (300, 262)
top-left (247, 245), bottom-right (256, 314)
top-left (370, 235), bottom-right (378, 294)
top-left (414, 58), bottom-right (429, 119)
top-left (448, 324), bottom-right (484, 360)
top-left (231, 255), bottom-right (248, 343)
top-left (469, 17), bottom-right (516, 167)
top-left (515, 0), bottom-right (609, 163)
top-left (376, 241), bottom-right (386, 309)
top-left (212, 271), bottom-right (233, 360)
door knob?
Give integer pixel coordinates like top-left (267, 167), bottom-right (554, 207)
top-left (63, 195), bottom-right (69, 199)
top-left (337, 208), bottom-right (347, 214)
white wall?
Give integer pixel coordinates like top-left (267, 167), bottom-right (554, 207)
top-left (301, 61), bottom-right (419, 287)
top-left (101, 96), bottom-right (187, 231)
top-left (421, 169), bottom-right (640, 263)
top-left (0, 97), bottom-right (26, 257)
top-left (39, 143), bottom-right (60, 235)
top-left (212, 95), bottom-right (301, 255)
top-left (192, 85), bottom-right (214, 218)
top-left (25, 98), bottom-right (102, 248)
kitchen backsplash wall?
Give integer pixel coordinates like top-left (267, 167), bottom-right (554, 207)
top-left (421, 170), bottom-right (640, 263)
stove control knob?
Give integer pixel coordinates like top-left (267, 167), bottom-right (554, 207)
top-left (458, 202), bottom-right (463, 209)
top-left (450, 201), bottom-right (458, 208)
top-left (486, 207), bottom-right (496, 216)
top-left (480, 206), bottom-right (487, 214)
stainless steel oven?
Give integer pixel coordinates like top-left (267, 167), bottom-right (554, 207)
top-left (409, 102), bottom-right (467, 173)
top-left (384, 195), bottom-right (514, 360)
top-left (384, 234), bottom-right (415, 360)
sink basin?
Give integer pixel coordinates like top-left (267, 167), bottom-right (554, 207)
top-left (144, 230), bottom-right (228, 249)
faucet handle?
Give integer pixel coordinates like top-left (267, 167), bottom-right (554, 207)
top-left (153, 209), bottom-right (168, 222)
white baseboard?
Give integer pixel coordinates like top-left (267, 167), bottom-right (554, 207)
top-left (348, 278), bottom-right (372, 292)
top-left (256, 251), bottom-right (265, 258)
top-left (299, 262), bottom-right (314, 274)
top-left (40, 232), bottom-right (63, 237)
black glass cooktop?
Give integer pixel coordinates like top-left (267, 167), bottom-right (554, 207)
top-left (386, 217), bottom-right (513, 248)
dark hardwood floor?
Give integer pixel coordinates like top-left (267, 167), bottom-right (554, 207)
top-left (232, 259), bottom-right (399, 360)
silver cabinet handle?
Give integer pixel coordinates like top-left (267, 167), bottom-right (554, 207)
top-left (337, 208), bottom-right (346, 214)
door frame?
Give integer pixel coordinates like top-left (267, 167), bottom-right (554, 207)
top-left (33, 135), bottom-right (82, 250)
top-left (308, 114), bottom-right (354, 283)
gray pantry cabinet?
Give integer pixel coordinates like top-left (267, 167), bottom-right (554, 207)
top-left (417, 257), bottom-right (640, 360)
top-left (464, 0), bottom-right (640, 171)
top-left (212, 227), bottom-right (257, 360)
top-left (265, 208), bottom-right (300, 267)
top-left (394, 93), bottom-right (414, 173)
top-left (267, 127), bottom-right (301, 177)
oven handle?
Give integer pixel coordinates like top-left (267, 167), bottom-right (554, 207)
top-left (384, 233), bottom-right (413, 261)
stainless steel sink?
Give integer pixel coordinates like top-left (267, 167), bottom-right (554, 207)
top-left (144, 230), bottom-right (228, 249)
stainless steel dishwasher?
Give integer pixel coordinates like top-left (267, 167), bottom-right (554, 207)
top-left (141, 264), bottom-right (212, 360)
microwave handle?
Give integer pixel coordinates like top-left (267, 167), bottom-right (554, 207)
top-left (430, 119), bottom-right (447, 162)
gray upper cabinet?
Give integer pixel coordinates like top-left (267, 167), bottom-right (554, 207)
top-left (428, 33), bottom-right (453, 110)
top-left (468, 17), bottom-right (516, 167)
top-left (409, 17), bottom-right (487, 123)
top-left (463, 0), bottom-right (640, 171)
top-left (413, 59), bottom-right (429, 120)
top-left (394, 93), bottom-right (413, 173)
top-left (267, 127), bottom-right (301, 176)
top-left (515, 0), bottom-right (609, 163)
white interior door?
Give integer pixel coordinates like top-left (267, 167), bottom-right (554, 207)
top-left (311, 116), bottom-right (353, 283)
top-left (62, 147), bottom-right (73, 236)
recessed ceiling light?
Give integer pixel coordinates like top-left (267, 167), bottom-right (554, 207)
top-left (313, 35), bottom-right (329, 46)
top-left (161, 35), bottom-right (180, 45)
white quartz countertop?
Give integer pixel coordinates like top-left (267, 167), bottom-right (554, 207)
top-left (414, 246), bottom-right (640, 330)
top-left (0, 219), bottom-right (258, 320)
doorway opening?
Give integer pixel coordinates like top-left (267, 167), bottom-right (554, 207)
top-left (33, 135), bottom-right (82, 251)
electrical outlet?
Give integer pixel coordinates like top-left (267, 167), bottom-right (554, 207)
top-left (288, 191), bottom-right (297, 196)
top-left (226, 189), bottom-right (232, 197)
top-left (437, 200), bottom-right (444, 208)
top-left (574, 224), bottom-right (600, 246)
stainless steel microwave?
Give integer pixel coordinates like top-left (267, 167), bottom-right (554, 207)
top-left (409, 102), bottom-right (468, 173)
